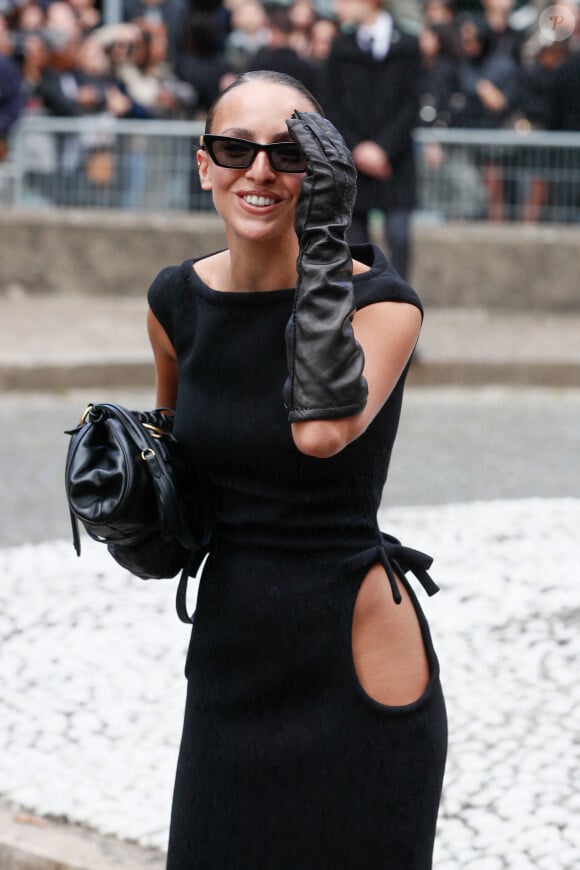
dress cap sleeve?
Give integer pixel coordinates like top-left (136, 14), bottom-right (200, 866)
top-left (352, 244), bottom-right (423, 318)
top-left (147, 264), bottom-right (187, 347)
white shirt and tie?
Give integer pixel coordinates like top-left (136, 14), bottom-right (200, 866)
top-left (356, 11), bottom-right (394, 61)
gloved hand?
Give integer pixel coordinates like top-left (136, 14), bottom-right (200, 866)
top-left (283, 110), bottom-right (368, 422)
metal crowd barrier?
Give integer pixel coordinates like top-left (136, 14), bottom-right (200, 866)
top-left (8, 115), bottom-right (210, 212)
top-left (414, 127), bottom-right (580, 224)
top-left (5, 115), bottom-right (580, 223)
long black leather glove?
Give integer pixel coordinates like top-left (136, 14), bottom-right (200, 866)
top-left (283, 110), bottom-right (368, 422)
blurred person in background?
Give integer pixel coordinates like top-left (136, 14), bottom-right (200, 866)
top-left (519, 33), bottom-right (568, 131)
top-left (324, 0), bottom-right (421, 281)
top-left (450, 14), bottom-right (519, 129)
top-left (45, 1), bottom-right (82, 44)
top-left (12, 2), bottom-right (46, 33)
top-left (308, 14), bottom-right (338, 61)
top-left (546, 14), bottom-right (580, 221)
top-left (178, 9), bottom-right (233, 116)
top-left (247, 3), bottom-right (319, 96)
top-left (288, 0), bottom-right (316, 55)
top-left (516, 32), bottom-right (568, 221)
top-left (418, 20), bottom-right (458, 128)
top-left (68, 0), bottom-right (102, 34)
top-left (548, 40), bottom-right (580, 132)
top-left (111, 18), bottom-right (196, 207)
top-left (123, 0), bottom-right (188, 71)
top-left (480, 0), bottom-right (526, 62)
top-left (16, 28), bottom-right (58, 201)
top-left (20, 29), bottom-right (51, 101)
top-left (0, 13), bottom-right (24, 160)
top-left (417, 16), bottom-right (487, 218)
top-left (38, 29), bottom-right (150, 203)
top-left (114, 18), bottom-right (196, 117)
top-left (450, 14), bottom-right (519, 220)
top-left (39, 29), bottom-right (139, 118)
top-left (422, 0), bottom-right (455, 27)
top-left (307, 14), bottom-right (338, 97)
top-left (545, 0), bottom-right (580, 128)
top-left (223, 0), bottom-right (268, 72)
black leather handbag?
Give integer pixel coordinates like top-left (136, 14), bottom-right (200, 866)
top-left (64, 402), bottom-right (208, 622)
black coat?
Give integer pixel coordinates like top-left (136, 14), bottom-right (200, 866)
top-left (323, 26), bottom-right (420, 212)
top-left (451, 50), bottom-right (519, 129)
top-left (518, 61), bottom-right (558, 129)
top-left (548, 51), bottom-right (580, 131)
top-left (247, 47), bottom-right (320, 101)
top-left (418, 56), bottom-right (459, 127)
top-left (0, 55), bottom-right (24, 137)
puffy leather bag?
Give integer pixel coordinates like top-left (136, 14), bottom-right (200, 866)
top-left (64, 402), bottom-right (208, 621)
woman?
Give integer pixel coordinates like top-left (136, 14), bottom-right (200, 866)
top-left (147, 70), bottom-right (447, 869)
top-left (418, 22), bottom-right (458, 128)
top-left (452, 15), bottom-right (518, 130)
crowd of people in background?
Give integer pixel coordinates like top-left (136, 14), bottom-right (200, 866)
top-left (1, 0), bottom-right (579, 221)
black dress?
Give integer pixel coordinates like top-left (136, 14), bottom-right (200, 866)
top-left (148, 244), bottom-right (447, 870)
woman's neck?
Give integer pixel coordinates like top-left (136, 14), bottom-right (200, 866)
top-left (222, 235), bottom-right (300, 292)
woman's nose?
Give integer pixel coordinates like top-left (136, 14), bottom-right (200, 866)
top-left (245, 149), bottom-right (276, 181)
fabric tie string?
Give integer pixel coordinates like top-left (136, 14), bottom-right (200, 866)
top-left (342, 532), bottom-right (439, 604)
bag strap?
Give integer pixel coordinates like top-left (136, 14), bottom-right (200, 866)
top-left (176, 562), bottom-right (192, 624)
top-left (70, 509), bottom-right (82, 557)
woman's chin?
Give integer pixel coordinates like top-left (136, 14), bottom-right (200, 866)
top-left (228, 219), bottom-right (288, 245)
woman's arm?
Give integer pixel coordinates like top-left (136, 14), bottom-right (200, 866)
top-left (291, 301), bottom-right (421, 458)
top-left (147, 308), bottom-right (179, 409)
top-left (285, 112), bottom-right (420, 458)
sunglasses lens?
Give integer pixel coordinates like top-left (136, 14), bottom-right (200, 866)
top-left (271, 143), bottom-right (307, 172)
top-left (212, 139), bottom-right (255, 168)
top-left (205, 137), bottom-right (307, 172)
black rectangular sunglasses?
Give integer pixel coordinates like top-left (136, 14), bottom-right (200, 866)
top-left (200, 134), bottom-right (307, 173)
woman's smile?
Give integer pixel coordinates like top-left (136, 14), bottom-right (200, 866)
top-left (236, 187), bottom-right (284, 213)
top-left (241, 193), bottom-right (279, 208)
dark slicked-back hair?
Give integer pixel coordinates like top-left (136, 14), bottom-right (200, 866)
top-left (204, 70), bottom-right (324, 133)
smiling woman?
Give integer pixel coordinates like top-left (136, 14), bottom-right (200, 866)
top-left (145, 70), bottom-right (447, 869)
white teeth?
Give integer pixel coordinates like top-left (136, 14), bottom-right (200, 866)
top-left (243, 195), bottom-right (275, 207)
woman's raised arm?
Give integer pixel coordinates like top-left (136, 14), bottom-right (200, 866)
top-left (291, 300), bottom-right (421, 458)
top-left (285, 111), bottom-right (421, 459)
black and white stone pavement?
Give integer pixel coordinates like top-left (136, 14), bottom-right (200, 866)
top-left (0, 493), bottom-right (579, 867)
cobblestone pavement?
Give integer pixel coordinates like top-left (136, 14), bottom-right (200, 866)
top-left (0, 498), bottom-right (579, 868)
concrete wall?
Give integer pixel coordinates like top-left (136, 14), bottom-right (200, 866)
top-left (410, 222), bottom-right (580, 311)
top-left (0, 211), bottom-right (226, 298)
top-left (1, 210), bottom-right (578, 309)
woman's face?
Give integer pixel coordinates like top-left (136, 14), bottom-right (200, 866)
top-left (460, 22), bottom-right (483, 58)
top-left (197, 80), bottom-right (315, 246)
top-left (419, 27), bottom-right (440, 61)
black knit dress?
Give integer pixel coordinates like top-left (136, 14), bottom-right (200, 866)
top-left (148, 244), bottom-right (447, 870)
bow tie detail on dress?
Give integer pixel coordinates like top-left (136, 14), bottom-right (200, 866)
top-left (342, 532), bottom-right (439, 604)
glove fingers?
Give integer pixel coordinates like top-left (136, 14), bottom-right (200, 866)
top-left (287, 111), bottom-right (353, 172)
top-left (288, 111), bottom-right (356, 232)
